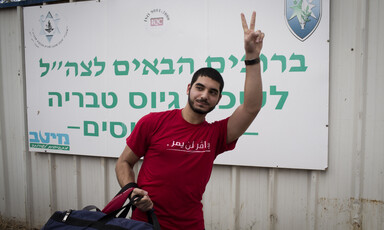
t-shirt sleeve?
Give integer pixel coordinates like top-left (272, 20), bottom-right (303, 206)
top-left (126, 113), bottom-right (153, 158)
top-left (215, 117), bottom-right (238, 156)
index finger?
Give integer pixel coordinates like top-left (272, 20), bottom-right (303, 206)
top-left (132, 188), bottom-right (148, 197)
top-left (241, 13), bottom-right (249, 32)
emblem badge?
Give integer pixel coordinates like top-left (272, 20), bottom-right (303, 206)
top-left (29, 10), bottom-right (68, 48)
top-left (285, 0), bottom-right (321, 41)
top-left (39, 11), bottom-right (61, 43)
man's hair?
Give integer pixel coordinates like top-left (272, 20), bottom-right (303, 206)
top-left (190, 67), bottom-right (224, 93)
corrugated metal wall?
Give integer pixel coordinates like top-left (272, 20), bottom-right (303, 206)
top-left (1, 0), bottom-right (383, 229)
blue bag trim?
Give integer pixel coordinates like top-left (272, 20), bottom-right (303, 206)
top-left (44, 209), bottom-right (154, 230)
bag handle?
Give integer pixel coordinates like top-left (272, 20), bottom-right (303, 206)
top-left (82, 205), bottom-right (101, 212)
top-left (96, 195), bottom-right (160, 229)
top-left (100, 189), bottom-right (161, 230)
top-left (116, 195), bottom-right (142, 218)
top-left (147, 208), bottom-right (161, 230)
top-left (102, 186), bottom-right (135, 214)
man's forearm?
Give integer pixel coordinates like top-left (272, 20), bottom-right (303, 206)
top-left (115, 160), bottom-right (136, 187)
top-left (243, 55), bottom-right (263, 116)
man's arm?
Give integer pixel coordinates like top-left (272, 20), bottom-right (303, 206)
top-left (227, 11), bottom-right (265, 143)
top-left (115, 145), bottom-right (153, 211)
top-left (115, 145), bottom-right (139, 187)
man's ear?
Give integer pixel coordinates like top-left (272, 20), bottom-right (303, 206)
top-left (187, 83), bottom-right (191, 95)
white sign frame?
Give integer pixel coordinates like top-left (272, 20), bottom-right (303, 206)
top-left (24, 0), bottom-right (329, 170)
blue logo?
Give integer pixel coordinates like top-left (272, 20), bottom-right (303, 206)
top-left (29, 131), bottom-right (70, 151)
top-left (285, 0), bottom-right (321, 41)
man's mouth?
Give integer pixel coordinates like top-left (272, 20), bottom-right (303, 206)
top-left (196, 100), bottom-right (209, 106)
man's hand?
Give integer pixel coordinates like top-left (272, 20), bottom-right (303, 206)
top-left (131, 188), bottom-right (153, 212)
top-left (241, 11), bottom-right (264, 59)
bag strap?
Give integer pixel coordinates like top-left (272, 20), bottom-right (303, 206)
top-left (82, 205), bottom-right (101, 212)
top-left (96, 195), bottom-right (160, 229)
top-left (117, 195), bottom-right (142, 218)
top-left (102, 187), bottom-right (135, 214)
top-left (147, 208), bottom-right (161, 230)
top-left (98, 195), bottom-right (141, 221)
top-left (100, 186), bottom-right (161, 230)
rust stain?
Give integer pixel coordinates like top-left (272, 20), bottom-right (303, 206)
top-left (319, 197), bottom-right (384, 206)
top-left (350, 197), bottom-right (384, 205)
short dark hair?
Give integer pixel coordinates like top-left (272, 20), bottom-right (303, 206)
top-left (190, 67), bottom-right (224, 93)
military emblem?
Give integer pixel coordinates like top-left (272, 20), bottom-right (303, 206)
top-left (285, 0), bottom-right (321, 41)
top-left (29, 10), bottom-right (68, 48)
top-left (39, 11), bottom-right (61, 43)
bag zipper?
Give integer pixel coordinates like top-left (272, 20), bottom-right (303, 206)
top-left (62, 209), bottom-right (72, 222)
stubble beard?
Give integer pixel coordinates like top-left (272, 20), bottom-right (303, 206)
top-left (188, 92), bottom-right (216, 115)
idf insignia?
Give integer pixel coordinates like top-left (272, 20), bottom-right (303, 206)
top-left (285, 0), bottom-right (321, 41)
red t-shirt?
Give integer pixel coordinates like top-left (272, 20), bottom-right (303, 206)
top-left (126, 109), bottom-right (237, 230)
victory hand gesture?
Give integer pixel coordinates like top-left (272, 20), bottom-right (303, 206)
top-left (241, 11), bottom-right (265, 59)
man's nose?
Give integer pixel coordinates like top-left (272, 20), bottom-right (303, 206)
top-left (200, 90), bottom-right (209, 99)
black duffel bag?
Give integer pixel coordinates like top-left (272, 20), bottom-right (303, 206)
top-left (41, 186), bottom-right (161, 230)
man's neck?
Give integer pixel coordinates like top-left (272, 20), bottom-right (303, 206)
top-left (181, 106), bottom-right (206, 124)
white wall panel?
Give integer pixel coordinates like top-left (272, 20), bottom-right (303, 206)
top-left (0, 6), bottom-right (29, 222)
top-left (236, 167), bottom-right (270, 230)
top-left (29, 152), bottom-right (52, 227)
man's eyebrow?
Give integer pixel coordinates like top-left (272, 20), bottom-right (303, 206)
top-left (195, 83), bottom-right (205, 87)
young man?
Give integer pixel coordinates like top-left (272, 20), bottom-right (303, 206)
top-left (115, 12), bottom-right (264, 230)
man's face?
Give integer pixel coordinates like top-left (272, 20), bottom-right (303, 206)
top-left (187, 76), bottom-right (222, 115)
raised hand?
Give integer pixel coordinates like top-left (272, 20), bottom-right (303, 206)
top-left (241, 11), bottom-right (265, 59)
